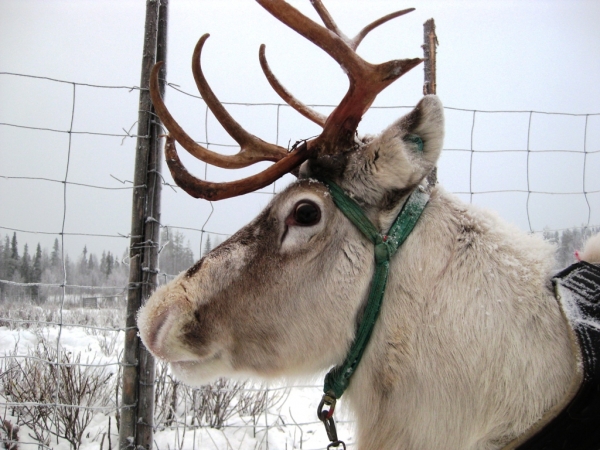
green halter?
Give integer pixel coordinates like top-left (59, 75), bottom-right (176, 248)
top-left (316, 176), bottom-right (429, 449)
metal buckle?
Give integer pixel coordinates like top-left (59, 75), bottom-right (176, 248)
top-left (318, 392), bottom-right (346, 449)
top-left (318, 392), bottom-right (337, 420)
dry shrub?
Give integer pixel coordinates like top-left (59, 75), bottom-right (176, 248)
top-left (0, 332), bottom-right (113, 449)
top-left (0, 419), bottom-right (20, 450)
top-left (153, 360), bottom-right (285, 431)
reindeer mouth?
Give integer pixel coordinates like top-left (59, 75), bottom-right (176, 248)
top-left (169, 350), bottom-right (220, 367)
top-left (169, 351), bottom-right (226, 386)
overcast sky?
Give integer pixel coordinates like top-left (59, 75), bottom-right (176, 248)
top-left (1, 0), bottom-right (599, 262)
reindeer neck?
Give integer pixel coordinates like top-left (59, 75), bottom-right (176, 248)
top-left (316, 177), bottom-right (429, 448)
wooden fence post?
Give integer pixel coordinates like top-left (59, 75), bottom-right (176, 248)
top-left (423, 18), bottom-right (439, 189)
top-left (120, 0), bottom-right (168, 448)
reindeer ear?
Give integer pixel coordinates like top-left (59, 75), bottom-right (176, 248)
top-left (380, 94), bottom-right (444, 168)
top-left (301, 96), bottom-right (444, 207)
top-left (357, 95), bottom-right (444, 196)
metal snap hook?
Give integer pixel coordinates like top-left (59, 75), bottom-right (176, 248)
top-left (327, 440), bottom-right (347, 450)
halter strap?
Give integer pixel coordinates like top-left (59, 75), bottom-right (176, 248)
top-left (318, 178), bottom-right (429, 399)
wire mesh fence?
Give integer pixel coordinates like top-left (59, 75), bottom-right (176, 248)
top-left (1, 70), bottom-right (599, 449)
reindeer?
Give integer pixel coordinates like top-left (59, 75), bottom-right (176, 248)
top-left (138, 1), bottom-right (600, 449)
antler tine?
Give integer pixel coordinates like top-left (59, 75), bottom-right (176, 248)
top-left (259, 44), bottom-right (327, 127)
top-left (191, 34), bottom-right (290, 165)
top-left (309, 0), bottom-right (351, 45)
top-left (351, 8), bottom-right (415, 50)
top-left (152, 0), bottom-right (423, 202)
top-left (257, 0), bottom-right (363, 75)
top-left (256, 0), bottom-right (422, 156)
top-left (150, 61), bottom-right (287, 169)
top-left (309, 2), bottom-right (416, 53)
top-left (164, 136), bottom-right (313, 201)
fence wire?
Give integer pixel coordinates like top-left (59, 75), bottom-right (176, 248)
top-left (0, 71), bottom-right (599, 449)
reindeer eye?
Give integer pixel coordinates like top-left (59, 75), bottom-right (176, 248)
top-left (293, 201), bottom-right (321, 226)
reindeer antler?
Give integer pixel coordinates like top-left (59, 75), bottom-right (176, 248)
top-left (150, 0), bottom-right (422, 201)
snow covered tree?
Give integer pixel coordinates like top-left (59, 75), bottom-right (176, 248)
top-left (100, 251), bottom-right (115, 279)
top-left (20, 244), bottom-right (31, 283)
top-left (31, 243), bottom-right (43, 302)
top-left (0, 235), bottom-right (9, 300)
top-left (105, 252), bottom-right (114, 278)
top-left (7, 233), bottom-right (20, 279)
top-left (79, 246), bottom-right (89, 275)
top-left (203, 235), bottom-right (212, 256)
top-left (51, 238), bottom-right (61, 268)
top-left (88, 253), bottom-right (97, 273)
top-left (159, 228), bottom-right (195, 276)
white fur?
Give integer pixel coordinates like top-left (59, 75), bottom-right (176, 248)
top-left (578, 233), bottom-right (600, 263)
top-left (138, 95), bottom-right (595, 449)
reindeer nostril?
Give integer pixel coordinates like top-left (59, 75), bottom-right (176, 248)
top-left (138, 285), bottom-right (198, 362)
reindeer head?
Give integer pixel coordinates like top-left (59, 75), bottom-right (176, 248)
top-left (138, 0), bottom-right (444, 386)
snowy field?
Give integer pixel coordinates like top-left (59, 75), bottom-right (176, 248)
top-left (0, 301), bottom-right (354, 449)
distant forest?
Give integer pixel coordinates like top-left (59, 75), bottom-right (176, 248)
top-left (0, 228), bottom-right (222, 303)
top-left (0, 226), bottom-right (596, 303)
top-left (542, 226), bottom-right (600, 268)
